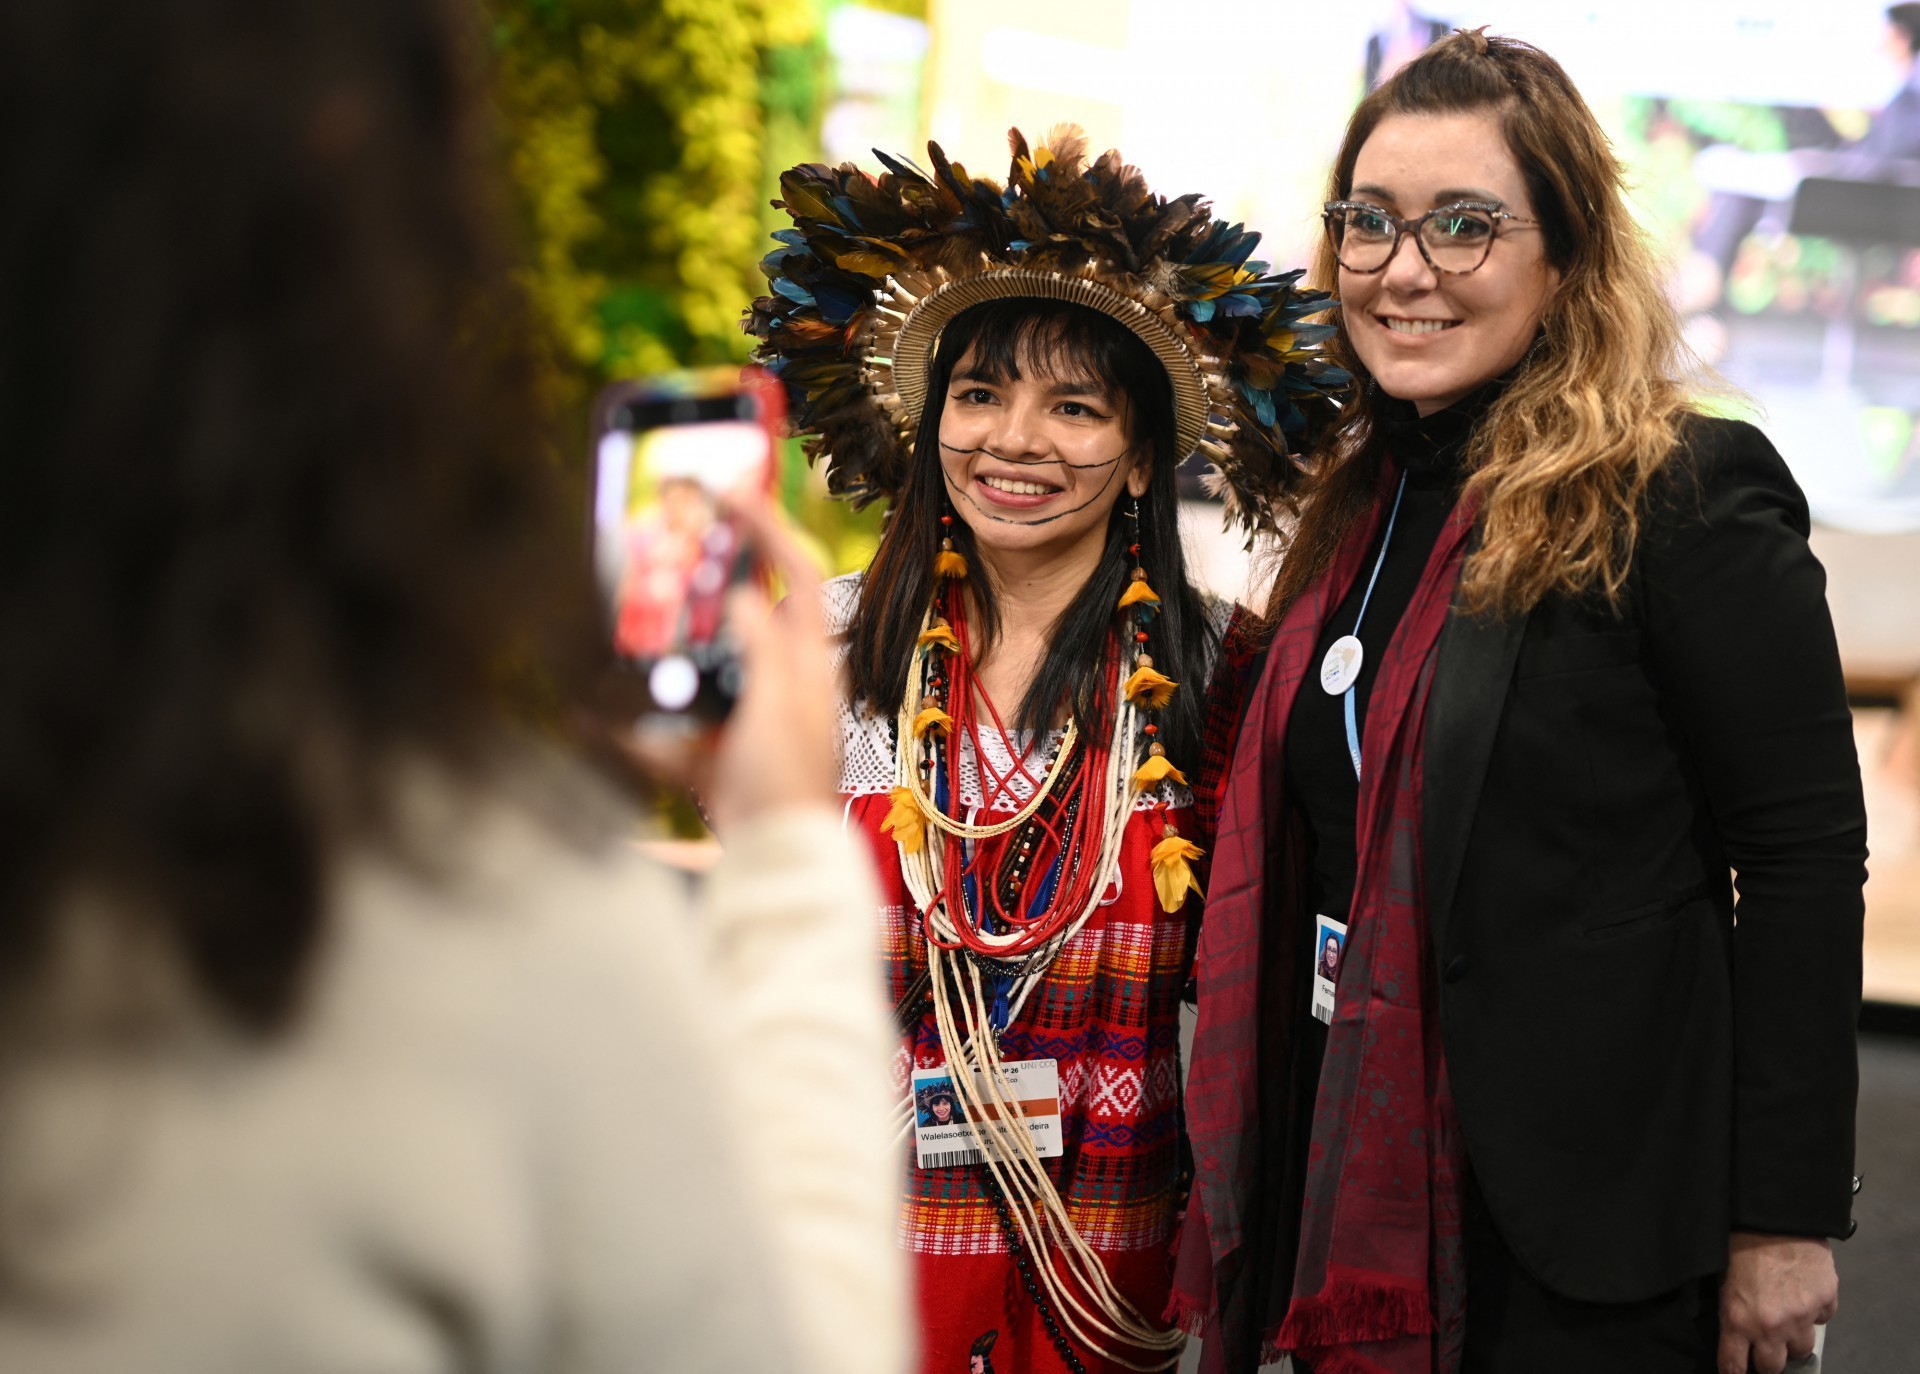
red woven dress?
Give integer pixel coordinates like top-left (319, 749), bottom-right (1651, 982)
top-left (830, 574), bottom-right (1207, 1374)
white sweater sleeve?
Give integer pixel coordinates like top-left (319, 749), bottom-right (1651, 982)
top-left (700, 806), bottom-right (908, 1374)
top-left (520, 802), bottom-right (903, 1374)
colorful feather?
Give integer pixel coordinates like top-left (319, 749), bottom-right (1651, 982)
top-left (1123, 665), bottom-right (1178, 710)
top-left (1150, 830), bottom-right (1205, 913)
top-left (917, 622), bottom-right (960, 654)
top-left (1117, 578), bottom-right (1161, 610)
top-left (912, 705), bottom-right (954, 739)
top-left (882, 786), bottom-right (928, 854)
top-left (1133, 751), bottom-right (1189, 790)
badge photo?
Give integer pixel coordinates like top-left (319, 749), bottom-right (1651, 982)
top-left (1311, 916), bottom-right (1349, 1026)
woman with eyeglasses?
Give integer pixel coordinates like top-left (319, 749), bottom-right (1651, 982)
top-left (1173, 30), bottom-right (1866, 1374)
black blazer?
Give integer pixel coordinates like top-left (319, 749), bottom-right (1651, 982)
top-left (1422, 415), bottom-right (1867, 1303)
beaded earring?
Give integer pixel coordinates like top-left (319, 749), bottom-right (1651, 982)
top-left (934, 511), bottom-right (968, 579)
top-left (1116, 496), bottom-right (1205, 912)
top-left (1120, 498), bottom-right (1185, 790)
top-left (914, 511), bottom-right (963, 763)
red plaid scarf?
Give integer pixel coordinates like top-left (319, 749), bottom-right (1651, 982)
top-left (1171, 470), bottom-right (1476, 1374)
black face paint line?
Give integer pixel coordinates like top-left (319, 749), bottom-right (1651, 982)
top-left (942, 460), bottom-right (1123, 528)
top-left (938, 441), bottom-right (1124, 473)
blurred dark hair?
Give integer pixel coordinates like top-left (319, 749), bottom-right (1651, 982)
top-left (0, 0), bottom-right (579, 1034)
top-left (1892, 5), bottom-right (1920, 57)
top-left (848, 299), bottom-right (1214, 771)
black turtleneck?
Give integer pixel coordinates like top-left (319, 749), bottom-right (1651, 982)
top-left (1255, 388), bottom-right (1500, 1303)
top-left (1284, 385), bottom-right (1495, 923)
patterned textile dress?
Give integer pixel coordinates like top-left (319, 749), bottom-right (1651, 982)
top-left (829, 575), bottom-right (1203, 1374)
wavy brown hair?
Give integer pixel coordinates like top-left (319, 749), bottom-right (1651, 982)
top-left (1265, 30), bottom-right (1701, 624)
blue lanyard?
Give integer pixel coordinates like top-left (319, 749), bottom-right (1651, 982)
top-left (1341, 472), bottom-right (1409, 782)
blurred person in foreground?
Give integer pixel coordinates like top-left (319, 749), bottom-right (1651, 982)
top-left (0, 3), bottom-right (904, 1373)
top-left (1176, 30), bottom-right (1866, 1374)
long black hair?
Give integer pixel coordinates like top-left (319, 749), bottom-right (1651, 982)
top-left (0, 0), bottom-right (577, 1035)
top-left (848, 299), bottom-right (1214, 770)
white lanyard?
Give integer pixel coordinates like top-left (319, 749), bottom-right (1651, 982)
top-left (1317, 472), bottom-right (1409, 782)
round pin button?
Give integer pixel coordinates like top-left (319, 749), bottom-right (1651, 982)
top-left (1320, 635), bottom-right (1365, 695)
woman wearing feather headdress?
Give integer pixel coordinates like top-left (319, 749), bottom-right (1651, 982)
top-left (747, 128), bottom-right (1347, 1373)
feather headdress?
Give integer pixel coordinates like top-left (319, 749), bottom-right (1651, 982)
top-left (743, 126), bottom-right (1350, 543)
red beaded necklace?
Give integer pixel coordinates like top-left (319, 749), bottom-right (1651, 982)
top-left (912, 580), bottom-right (1119, 961)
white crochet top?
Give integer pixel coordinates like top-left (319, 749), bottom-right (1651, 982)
top-left (824, 572), bottom-right (1229, 814)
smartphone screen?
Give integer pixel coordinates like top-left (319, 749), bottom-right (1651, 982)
top-left (590, 367), bottom-right (782, 721)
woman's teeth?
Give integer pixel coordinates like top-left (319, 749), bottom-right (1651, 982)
top-left (981, 475), bottom-right (1056, 496)
top-left (1383, 317), bottom-right (1458, 336)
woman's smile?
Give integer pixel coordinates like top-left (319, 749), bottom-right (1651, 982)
top-left (1374, 314), bottom-right (1461, 338)
top-left (974, 469), bottom-right (1067, 505)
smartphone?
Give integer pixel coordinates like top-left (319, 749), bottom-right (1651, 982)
top-left (589, 366), bottom-right (784, 722)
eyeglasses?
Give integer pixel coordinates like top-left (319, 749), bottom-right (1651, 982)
top-left (1322, 200), bottom-right (1539, 276)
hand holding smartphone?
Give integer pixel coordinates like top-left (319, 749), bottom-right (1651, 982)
top-left (586, 367), bottom-right (838, 828)
top-left (590, 366), bottom-right (784, 724)
top-left (701, 499), bottom-right (838, 832)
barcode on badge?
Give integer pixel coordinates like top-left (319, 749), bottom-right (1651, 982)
top-left (910, 1058), bottom-right (1063, 1170)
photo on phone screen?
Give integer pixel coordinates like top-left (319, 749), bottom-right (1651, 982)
top-left (589, 367), bottom-right (782, 721)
